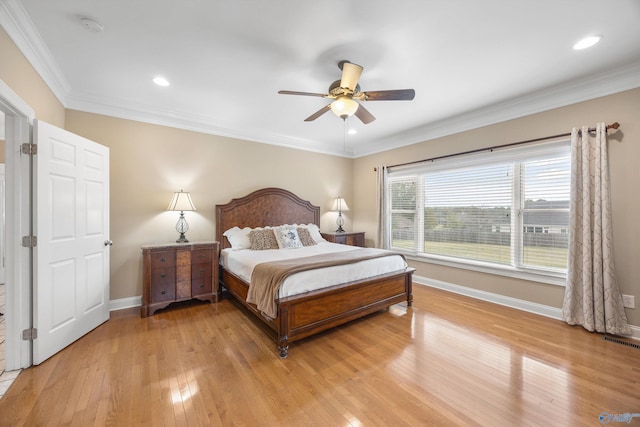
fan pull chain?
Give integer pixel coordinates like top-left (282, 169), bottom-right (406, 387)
top-left (343, 117), bottom-right (347, 152)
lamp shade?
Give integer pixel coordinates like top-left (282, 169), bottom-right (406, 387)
top-left (330, 97), bottom-right (359, 118)
top-left (330, 197), bottom-right (349, 212)
top-left (167, 190), bottom-right (196, 212)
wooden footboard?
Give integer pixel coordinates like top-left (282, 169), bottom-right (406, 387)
top-left (216, 188), bottom-right (415, 358)
top-left (220, 267), bottom-right (414, 357)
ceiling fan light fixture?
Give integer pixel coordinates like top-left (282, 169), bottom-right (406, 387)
top-left (279, 61), bottom-right (413, 124)
top-left (330, 97), bottom-right (359, 119)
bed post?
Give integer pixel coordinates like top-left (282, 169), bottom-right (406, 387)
top-left (406, 269), bottom-right (414, 307)
top-left (278, 306), bottom-right (290, 358)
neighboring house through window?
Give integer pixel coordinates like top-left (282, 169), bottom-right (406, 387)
top-left (386, 140), bottom-right (570, 282)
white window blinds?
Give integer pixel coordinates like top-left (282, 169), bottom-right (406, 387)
top-left (387, 140), bottom-right (570, 276)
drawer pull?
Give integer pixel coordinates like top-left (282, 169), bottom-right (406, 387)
top-left (160, 274), bottom-right (166, 278)
top-left (200, 254), bottom-right (205, 259)
top-left (200, 268), bottom-right (205, 274)
top-left (160, 257), bottom-right (166, 263)
top-left (161, 290), bottom-right (166, 295)
top-left (200, 283), bottom-right (205, 288)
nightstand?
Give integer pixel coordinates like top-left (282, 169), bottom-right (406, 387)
top-left (321, 232), bottom-right (365, 247)
top-left (141, 241), bottom-right (219, 317)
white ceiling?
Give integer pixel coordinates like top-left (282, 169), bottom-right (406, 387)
top-left (1, 0), bottom-right (639, 157)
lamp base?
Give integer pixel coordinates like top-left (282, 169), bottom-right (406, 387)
top-left (335, 211), bottom-right (345, 233)
top-left (175, 211), bottom-right (190, 243)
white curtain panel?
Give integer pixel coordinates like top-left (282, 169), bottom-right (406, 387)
top-left (375, 166), bottom-right (389, 249)
top-left (562, 123), bottom-right (631, 335)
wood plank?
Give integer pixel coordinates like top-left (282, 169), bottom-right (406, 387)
top-left (1, 287), bottom-right (639, 425)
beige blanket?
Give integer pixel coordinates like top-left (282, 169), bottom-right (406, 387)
top-left (246, 248), bottom-right (405, 318)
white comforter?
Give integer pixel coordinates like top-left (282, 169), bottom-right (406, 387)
top-left (221, 242), bottom-right (407, 298)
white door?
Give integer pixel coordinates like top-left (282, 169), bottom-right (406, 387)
top-left (33, 120), bottom-right (110, 365)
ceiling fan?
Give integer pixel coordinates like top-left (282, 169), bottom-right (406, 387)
top-left (278, 60), bottom-right (415, 124)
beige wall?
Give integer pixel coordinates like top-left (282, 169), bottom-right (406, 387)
top-left (353, 88), bottom-right (640, 326)
top-left (2, 21), bottom-right (639, 326)
top-left (65, 111), bottom-right (353, 300)
top-left (1, 24), bottom-right (353, 303)
top-left (0, 27), bottom-right (65, 127)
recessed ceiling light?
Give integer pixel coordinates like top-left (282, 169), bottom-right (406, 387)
top-left (153, 76), bottom-right (170, 87)
top-left (348, 129), bottom-right (357, 135)
top-left (573, 35), bottom-right (603, 50)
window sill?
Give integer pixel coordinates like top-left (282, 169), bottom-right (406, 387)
top-left (401, 252), bottom-right (566, 286)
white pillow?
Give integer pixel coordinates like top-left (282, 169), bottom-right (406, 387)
top-left (223, 226), bottom-right (251, 250)
top-left (305, 223), bottom-right (325, 243)
top-left (273, 225), bottom-right (303, 249)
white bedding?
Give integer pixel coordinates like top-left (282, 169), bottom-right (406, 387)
top-left (221, 242), bottom-right (407, 298)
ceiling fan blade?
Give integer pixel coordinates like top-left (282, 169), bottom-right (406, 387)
top-left (354, 103), bottom-right (376, 124)
top-left (304, 105), bottom-right (331, 122)
top-left (278, 90), bottom-right (328, 98)
top-left (359, 89), bottom-right (415, 101)
top-left (340, 62), bottom-right (363, 93)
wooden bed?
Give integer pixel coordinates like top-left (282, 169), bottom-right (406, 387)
top-left (215, 187), bottom-right (414, 358)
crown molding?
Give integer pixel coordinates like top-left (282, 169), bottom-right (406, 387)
top-left (70, 60), bottom-right (640, 159)
top-left (0, 0), bottom-right (352, 157)
top-left (0, 0), bottom-right (70, 104)
top-left (65, 90), bottom-right (352, 157)
top-left (3, 0), bottom-right (638, 159)
top-left (355, 61), bottom-right (640, 157)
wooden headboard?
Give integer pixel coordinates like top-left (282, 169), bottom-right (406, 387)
top-left (215, 188), bottom-right (320, 249)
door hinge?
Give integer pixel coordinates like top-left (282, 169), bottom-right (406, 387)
top-left (22, 328), bottom-right (38, 341)
top-left (22, 235), bottom-right (38, 247)
top-left (21, 143), bottom-right (38, 155)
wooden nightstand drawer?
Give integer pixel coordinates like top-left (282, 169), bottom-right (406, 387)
top-left (191, 262), bottom-right (212, 278)
top-left (150, 251), bottom-right (176, 268)
top-left (192, 249), bottom-right (213, 263)
top-left (321, 232), bottom-right (365, 247)
top-left (191, 277), bottom-right (212, 295)
top-left (141, 242), bottom-right (220, 317)
top-left (151, 267), bottom-right (175, 287)
top-left (191, 262), bottom-right (213, 295)
top-left (150, 269), bottom-right (176, 303)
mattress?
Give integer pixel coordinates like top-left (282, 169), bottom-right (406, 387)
top-left (221, 241), bottom-right (407, 298)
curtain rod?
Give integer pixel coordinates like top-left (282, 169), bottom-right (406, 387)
top-left (378, 122), bottom-right (620, 171)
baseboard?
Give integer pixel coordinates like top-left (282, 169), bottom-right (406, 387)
top-left (108, 279), bottom-right (640, 341)
top-left (630, 325), bottom-right (640, 341)
top-left (109, 296), bottom-right (141, 312)
top-left (413, 274), bottom-right (640, 340)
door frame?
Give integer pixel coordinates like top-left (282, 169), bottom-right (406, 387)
top-left (0, 163), bottom-right (6, 284)
top-left (0, 79), bottom-right (34, 370)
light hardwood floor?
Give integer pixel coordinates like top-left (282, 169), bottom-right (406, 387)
top-left (0, 285), bottom-right (638, 426)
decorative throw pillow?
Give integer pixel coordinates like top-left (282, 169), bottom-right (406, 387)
top-left (297, 227), bottom-right (317, 246)
top-left (305, 223), bottom-right (325, 243)
top-left (249, 228), bottom-right (279, 250)
top-left (274, 225), bottom-right (303, 249)
top-left (223, 226), bottom-right (251, 250)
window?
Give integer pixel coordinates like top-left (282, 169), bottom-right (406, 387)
top-left (387, 141), bottom-right (570, 278)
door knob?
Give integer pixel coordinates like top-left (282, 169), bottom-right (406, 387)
top-left (104, 240), bottom-right (113, 246)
